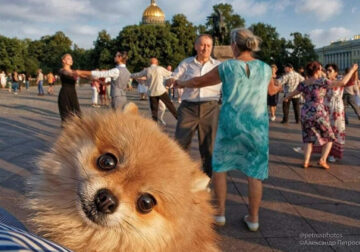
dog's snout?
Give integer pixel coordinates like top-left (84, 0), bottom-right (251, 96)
top-left (94, 189), bottom-right (118, 214)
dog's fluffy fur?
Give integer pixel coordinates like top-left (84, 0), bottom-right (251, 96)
top-left (27, 103), bottom-right (219, 252)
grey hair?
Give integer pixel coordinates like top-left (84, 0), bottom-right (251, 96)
top-left (231, 28), bottom-right (261, 52)
top-left (195, 34), bottom-right (213, 45)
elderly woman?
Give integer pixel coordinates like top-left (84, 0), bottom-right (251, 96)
top-left (175, 28), bottom-right (280, 232)
top-left (284, 62), bottom-right (357, 169)
top-left (312, 64), bottom-right (345, 163)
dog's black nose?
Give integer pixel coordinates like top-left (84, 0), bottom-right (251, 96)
top-left (94, 189), bottom-right (118, 214)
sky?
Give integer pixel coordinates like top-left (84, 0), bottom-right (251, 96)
top-left (0, 0), bottom-right (359, 49)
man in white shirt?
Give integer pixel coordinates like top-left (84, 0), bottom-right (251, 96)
top-left (131, 58), bottom-right (177, 122)
top-left (277, 63), bottom-right (305, 124)
top-left (167, 34), bottom-right (222, 178)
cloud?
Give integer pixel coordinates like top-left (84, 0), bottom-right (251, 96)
top-left (0, 0), bottom-right (94, 23)
top-left (271, 0), bottom-right (292, 11)
top-left (310, 27), bottom-right (352, 47)
top-left (0, 0), bottom-right (355, 49)
top-left (295, 0), bottom-right (343, 21)
top-left (67, 25), bottom-right (98, 36)
top-left (0, 19), bottom-right (52, 39)
top-left (231, 0), bottom-right (269, 17)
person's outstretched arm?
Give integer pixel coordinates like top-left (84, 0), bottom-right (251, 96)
top-left (76, 70), bottom-right (91, 78)
top-left (77, 68), bottom-right (120, 79)
top-left (284, 90), bottom-right (301, 102)
top-left (175, 66), bottom-right (220, 88)
top-left (329, 64), bottom-right (358, 88)
top-left (130, 69), bottom-right (147, 80)
top-left (268, 78), bottom-right (281, 96)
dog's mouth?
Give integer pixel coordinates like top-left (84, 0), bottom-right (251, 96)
top-left (79, 188), bottom-right (119, 225)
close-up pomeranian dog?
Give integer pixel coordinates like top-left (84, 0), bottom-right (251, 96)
top-left (26, 103), bottom-right (219, 252)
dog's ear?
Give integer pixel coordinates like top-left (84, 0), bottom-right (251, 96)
top-left (191, 171), bottom-right (210, 192)
top-left (123, 102), bottom-right (138, 115)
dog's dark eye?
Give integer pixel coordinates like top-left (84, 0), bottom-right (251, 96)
top-left (97, 153), bottom-right (118, 171)
top-left (137, 193), bottom-right (157, 214)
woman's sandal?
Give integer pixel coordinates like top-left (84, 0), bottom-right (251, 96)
top-left (303, 162), bottom-right (310, 168)
top-left (318, 160), bottom-right (330, 169)
top-left (243, 215), bottom-right (259, 232)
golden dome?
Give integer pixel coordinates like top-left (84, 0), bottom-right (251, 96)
top-left (142, 0), bottom-right (165, 24)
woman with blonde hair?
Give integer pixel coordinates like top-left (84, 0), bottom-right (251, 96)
top-left (47, 72), bottom-right (55, 95)
top-left (268, 64), bottom-right (280, 121)
top-left (58, 53), bottom-right (81, 124)
top-left (175, 28), bottom-right (280, 231)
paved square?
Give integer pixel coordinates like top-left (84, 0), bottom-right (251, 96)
top-left (0, 85), bottom-right (359, 251)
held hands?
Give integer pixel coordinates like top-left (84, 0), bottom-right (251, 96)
top-left (166, 78), bottom-right (185, 88)
top-left (352, 64), bottom-right (359, 72)
top-left (165, 78), bottom-right (175, 87)
top-left (174, 80), bottom-right (185, 89)
top-left (74, 70), bottom-right (89, 79)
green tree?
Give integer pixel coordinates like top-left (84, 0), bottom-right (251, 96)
top-left (196, 25), bottom-right (207, 35)
top-left (115, 24), bottom-right (179, 72)
top-left (0, 36), bottom-right (12, 72)
top-left (0, 36), bottom-right (26, 72)
top-left (250, 23), bottom-right (289, 67)
top-left (24, 57), bottom-right (40, 75)
top-left (288, 32), bottom-right (318, 70)
top-left (170, 14), bottom-right (197, 57)
top-left (206, 3), bottom-right (245, 44)
top-left (29, 31), bottom-right (72, 73)
top-left (92, 30), bottom-right (114, 69)
top-left (72, 44), bottom-right (93, 70)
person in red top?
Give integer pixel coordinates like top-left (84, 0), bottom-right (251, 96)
top-left (98, 77), bottom-right (106, 106)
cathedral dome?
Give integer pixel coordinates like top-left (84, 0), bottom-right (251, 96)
top-left (142, 0), bottom-right (165, 24)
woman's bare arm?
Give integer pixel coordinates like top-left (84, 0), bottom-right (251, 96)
top-left (268, 78), bottom-right (281, 96)
top-left (328, 64), bottom-right (358, 88)
top-left (175, 66), bottom-right (221, 88)
top-left (284, 90), bottom-right (301, 102)
top-left (76, 70), bottom-right (92, 79)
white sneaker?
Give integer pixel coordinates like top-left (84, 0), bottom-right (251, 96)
top-left (159, 119), bottom-right (166, 126)
top-left (243, 215), bottom-right (259, 232)
top-left (293, 147), bottom-right (304, 154)
top-left (270, 116), bottom-right (276, 121)
top-left (214, 216), bottom-right (226, 226)
top-left (328, 156), bottom-right (336, 163)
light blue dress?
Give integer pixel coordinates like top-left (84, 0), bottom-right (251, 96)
top-left (213, 59), bottom-right (272, 180)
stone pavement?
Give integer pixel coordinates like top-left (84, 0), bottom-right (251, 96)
top-left (0, 85), bottom-right (359, 252)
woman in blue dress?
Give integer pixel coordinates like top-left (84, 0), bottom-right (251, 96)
top-left (176, 28), bottom-right (280, 231)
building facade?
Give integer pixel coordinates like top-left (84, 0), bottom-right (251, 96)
top-left (316, 35), bottom-right (360, 73)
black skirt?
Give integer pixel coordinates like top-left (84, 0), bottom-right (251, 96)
top-left (58, 69), bottom-right (81, 122)
top-left (267, 93), bottom-right (279, 106)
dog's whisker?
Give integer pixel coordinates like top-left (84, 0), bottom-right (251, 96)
top-left (31, 172), bottom-right (84, 183)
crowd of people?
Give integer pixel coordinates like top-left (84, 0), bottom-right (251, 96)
top-left (0, 69), bottom-right (58, 96)
top-left (1, 27), bottom-right (360, 236)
